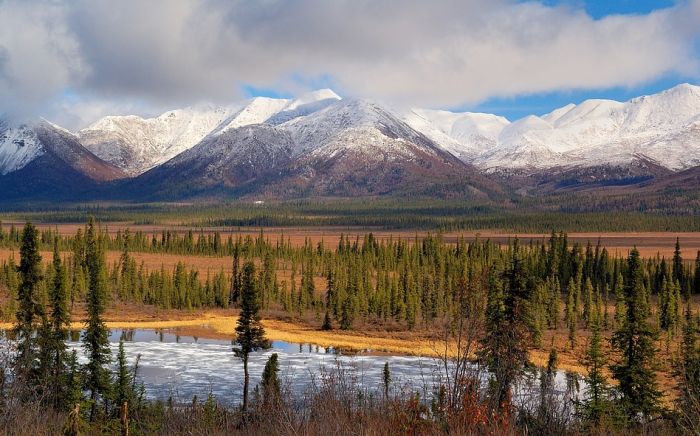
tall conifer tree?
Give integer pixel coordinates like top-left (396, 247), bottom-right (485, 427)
top-left (14, 223), bottom-right (43, 383)
top-left (82, 217), bottom-right (112, 421)
top-left (611, 248), bottom-right (661, 422)
top-left (233, 261), bottom-right (268, 412)
top-left (47, 238), bottom-right (70, 406)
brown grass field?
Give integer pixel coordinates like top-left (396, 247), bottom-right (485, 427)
top-left (4, 221), bottom-right (700, 258)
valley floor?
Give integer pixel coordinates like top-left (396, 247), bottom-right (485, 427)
top-left (4, 227), bottom-right (700, 258)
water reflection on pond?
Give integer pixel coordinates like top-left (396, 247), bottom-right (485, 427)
top-left (60, 329), bottom-right (441, 406)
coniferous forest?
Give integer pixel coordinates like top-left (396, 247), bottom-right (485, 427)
top-left (1, 219), bottom-right (700, 434)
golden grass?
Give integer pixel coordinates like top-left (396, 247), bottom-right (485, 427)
top-left (0, 312), bottom-right (444, 358)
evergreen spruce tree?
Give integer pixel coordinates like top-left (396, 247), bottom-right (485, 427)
top-left (325, 269), bottom-right (335, 312)
top-left (537, 348), bottom-right (558, 425)
top-left (82, 217), bottom-right (112, 421)
top-left (480, 241), bottom-right (531, 408)
top-left (581, 308), bottom-right (610, 428)
top-left (36, 312), bottom-right (54, 391)
top-left (546, 277), bottom-right (560, 329)
top-left (610, 248), bottom-right (661, 422)
top-left (582, 278), bottom-right (593, 328)
top-left (340, 295), bottom-right (355, 330)
top-left (603, 284), bottom-right (610, 330)
top-left (613, 273), bottom-right (625, 331)
top-left (693, 251), bottom-right (700, 295)
top-left (66, 349), bottom-right (84, 410)
top-left (566, 279), bottom-right (578, 349)
top-left (114, 340), bottom-right (134, 415)
top-left (14, 222), bottom-right (43, 382)
top-left (383, 362), bottom-right (391, 400)
top-left (672, 280), bottom-right (682, 333)
top-left (230, 245), bottom-right (241, 305)
top-left (672, 238), bottom-right (684, 297)
top-left (675, 303), bottom-right (700, 430)
top-left (321, 310), bottom-right (333, 330)
top-left (233, 261), bottom-right (269, 412)
top-left (660, 279), bottom-right (682, 336)
top-left (529, 281), bottom-right (548, 347)
top-left (47, 238), bottom-right (70, 406)
top-left (260, 353), bottom-right (280, 404)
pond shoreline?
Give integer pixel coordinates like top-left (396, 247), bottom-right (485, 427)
top-left (0, 306), bottom-right (591, 378)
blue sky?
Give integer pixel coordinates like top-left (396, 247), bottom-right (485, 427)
top-left (545, 0), bottom-right (678, 18)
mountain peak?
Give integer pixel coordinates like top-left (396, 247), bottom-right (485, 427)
top-left (664, 82), bottom-right (700, 94)
top-left (306, 88), bottom-right (341, 101)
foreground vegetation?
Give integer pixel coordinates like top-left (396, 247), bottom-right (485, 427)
top-left (1, 219), bottom-right (700, 434)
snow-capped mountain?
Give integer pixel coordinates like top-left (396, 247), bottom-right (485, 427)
top-left (472, 83), bottom-right (700, 172)
top-left (401, 83), bottom-right (700, 175)
top-left (80, 89), bottom-right (341, 175)
top-left (0, 120), bottom-right (125, 201)
top-left (79, 104), bottom-right (240, 176)
top-left (269, 98), bottom-right (499, 198)
top-left (2, 84), bottom-right (700, 202)
top-left (75, 83), bottom-right (700, 180)
top-left (130, 124), bottom-right (296, 198)
top-left (403, 109), bottom-right (509, 162)
top-left (128, 96), bottom-right (499, 199)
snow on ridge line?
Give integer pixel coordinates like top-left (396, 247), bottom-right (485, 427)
top-left (409, 83), bottom-right (700, 171)
top-left (0, 124), bottom-right (44, 175)
top-left (77, 89), bottom-right (344, 175)
top-left (4, 84), bottom-right (700, 177)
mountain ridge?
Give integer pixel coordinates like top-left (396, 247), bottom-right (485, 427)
top-left (1, 84), bottom-right (699, 202)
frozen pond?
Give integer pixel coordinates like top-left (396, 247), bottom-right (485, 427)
top-left (64, 329), bottom-right (443, 405)
top-left (2, 328), bottom-right (584, 407)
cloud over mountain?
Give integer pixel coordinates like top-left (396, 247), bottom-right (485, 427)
top-left (1, 0), bottom-right (699, 128)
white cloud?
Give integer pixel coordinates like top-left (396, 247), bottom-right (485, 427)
top-left (0, 0), bottom-right (698, 128)
top-left (0, 1), bottom-right (86, 122)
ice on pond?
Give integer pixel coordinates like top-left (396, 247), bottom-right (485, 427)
top-left (64, 329), bottom-right (443, 405)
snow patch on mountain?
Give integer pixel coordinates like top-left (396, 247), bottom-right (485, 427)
top-left (403, 109), bottom-right (509, 161)
top-left (0, 122), bottom-right (44, 175)
top-left (80, 90), bottom-right (343, 175)
top-left (79, 104), bottom-right (238, 175)
top-left (213, 97), bottom-right (290, 135)
top-left (281, 98), bottom-right (432, 158)
top-left (266, 89), bottom-right (341, 125)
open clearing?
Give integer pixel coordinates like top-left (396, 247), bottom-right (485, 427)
top-left (3, 221), bottom-right (700, 258)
